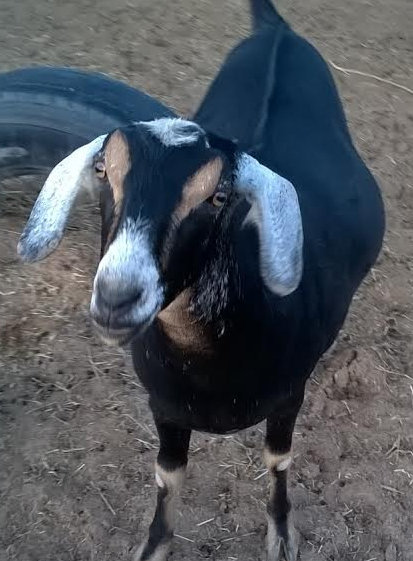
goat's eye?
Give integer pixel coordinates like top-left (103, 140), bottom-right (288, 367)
top-left (212, 191), bottom-right (227, 207)
top-left (95, 161), bottom-right (106, 179)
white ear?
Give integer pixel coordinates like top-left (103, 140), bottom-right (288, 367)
top-left (235, 153), bottom-right (303, 296)
top-left (18, 135), bottom-right (107, 262)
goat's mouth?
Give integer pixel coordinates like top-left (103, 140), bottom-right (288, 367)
top-left (90, 293), bottom-right (162, 347)
top-left (91, 321), bottom-right (140, 347)
top-left (91, 312), bottom-right (157, 346)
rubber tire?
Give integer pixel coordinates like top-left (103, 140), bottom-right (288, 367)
top-left (0, 66), bottom-right (175, 179)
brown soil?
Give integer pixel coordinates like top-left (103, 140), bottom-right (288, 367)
top-left (0, 1), bottom-right (412, 560)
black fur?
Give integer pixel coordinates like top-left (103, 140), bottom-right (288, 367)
top-left (249, 0), bottom-right (286, 31)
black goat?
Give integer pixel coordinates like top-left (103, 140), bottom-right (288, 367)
top-left (18, 1), bottom-right (385, 560)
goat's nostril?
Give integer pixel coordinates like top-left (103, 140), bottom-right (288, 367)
top-left (96, 279), bottom-right (144, 311)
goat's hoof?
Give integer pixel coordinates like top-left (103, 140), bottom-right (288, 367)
top-left (132, 539), bottom-right (171, 561)
top-left (281, 534), bottom-right (299, 561)
top-left (267, 537), bottom-right (298, 561)
top-left (132, 542), bottom-right (146, 561)
top-left (267, 522), bottom-right (299, 561)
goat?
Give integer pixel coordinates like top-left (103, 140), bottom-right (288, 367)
top-left (17, 1), bottom-right (385, 560)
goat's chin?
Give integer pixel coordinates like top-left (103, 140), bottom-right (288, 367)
top-left (92, 320), bottom-right (151, 348)
top-left (99, 330), bottom-right (136, 347)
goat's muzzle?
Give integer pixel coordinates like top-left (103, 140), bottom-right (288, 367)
top-left (90, 217), bottom-right (164, 346)
top-left (90, 281), bottom-right (159, 346)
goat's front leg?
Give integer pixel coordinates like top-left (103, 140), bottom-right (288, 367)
top-left (134, 419), bottom-right (191, 561)
top-left (264, 409), bottom-right (300, 561)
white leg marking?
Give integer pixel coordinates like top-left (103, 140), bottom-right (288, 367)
top-left (263, 448), bottom-right (292, 472)
top-left (155, 462), bottom-right (186, 491)
top-left (155, 472), bottom-right (165, 489)
top-left (277, 456), bottom-right (292, 472)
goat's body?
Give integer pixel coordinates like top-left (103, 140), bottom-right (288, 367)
top-left (131, 9), bottom-right (384, 435)
top-left (133, 211), bottom-right (319, 433)
top-left (133, 296), bottom-right (310, 433)
top-left (16, 2), bottom-right (385, 559)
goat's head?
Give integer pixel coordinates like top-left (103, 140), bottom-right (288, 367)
top-left (18, 118), bottom-right (303, 345)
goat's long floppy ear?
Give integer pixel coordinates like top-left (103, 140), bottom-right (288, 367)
top-left (235, 153), bottom-right (303, 296)
top-left (18, 135), bottom-right (107, 262)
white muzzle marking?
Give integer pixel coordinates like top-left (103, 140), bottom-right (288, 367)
top-left (91, 218), bottom-right (163, 329)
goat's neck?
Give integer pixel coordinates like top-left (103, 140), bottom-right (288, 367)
top-left (191, 217), bottom-right (256, 325)
top-left (158, 207), bottom-right (260, 349)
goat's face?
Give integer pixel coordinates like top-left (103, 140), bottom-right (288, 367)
top-left (90, 121), bottom-right (231, 344)
top-left (18, 118), bottom-right (303, 347)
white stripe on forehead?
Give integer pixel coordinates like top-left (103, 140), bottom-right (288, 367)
top-left (140, 118), bottom-right (205, 147)
top-left (98, 218), bottom-right (154, 278)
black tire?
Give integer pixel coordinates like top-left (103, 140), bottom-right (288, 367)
top-left (0, 66), bottom-right (175, 180)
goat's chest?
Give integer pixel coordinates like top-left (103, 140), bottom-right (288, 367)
top-left (131, 301), bottom-right (285, 433)
top-left (134, 339), bottom-right (268, 432)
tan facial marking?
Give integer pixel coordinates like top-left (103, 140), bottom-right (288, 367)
top-left (263, 448), bottom-right (292, 472)
top-left (176, 156), bottom-right (224, 220)
top-left (157, 288), bottom-right (212, 353)
top-left (160, 157), bottom-right (224, 269)
top-left (103, 130), bottom-right (131, 245)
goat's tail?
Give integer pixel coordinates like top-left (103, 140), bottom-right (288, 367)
top-left (248, 0), bottom-right (285, 31)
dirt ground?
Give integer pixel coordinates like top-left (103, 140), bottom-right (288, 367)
top-left (0, 1), bottom-right (412, 560)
